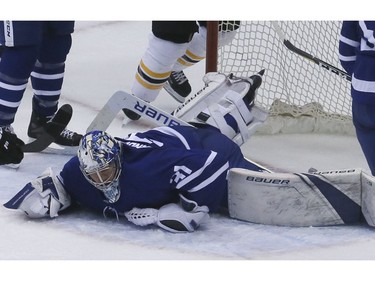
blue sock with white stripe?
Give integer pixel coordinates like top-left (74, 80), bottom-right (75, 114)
top-left (31, 61), bottom-right (65, 117)
top-left (0, 46), bottom-right (38, 126)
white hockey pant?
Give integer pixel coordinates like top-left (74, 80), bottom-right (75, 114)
top-left (173, 25), bottom-right (238, 72)
top-left (131, 33), bottom-right (189, 102)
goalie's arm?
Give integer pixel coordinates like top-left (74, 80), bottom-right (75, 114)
top-left (3, 167), bottom-right (71, 218)
top-left (125, 195), bottom-right (209, 233)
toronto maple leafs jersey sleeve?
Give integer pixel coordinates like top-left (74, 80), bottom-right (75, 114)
top-left (339, 21), bottom-right (360, 76)
top-left (168, 148), bottom-right (230, 212)
top-left (340, 21), bottom-right (375, 104)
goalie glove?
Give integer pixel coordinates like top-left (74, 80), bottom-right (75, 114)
top-left (3, 167), bottom-right (71, 218)
top-left (125, 195), bottom-right (209, 233)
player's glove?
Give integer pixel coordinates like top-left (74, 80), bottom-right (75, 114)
top-left (0, 127), bottom-right (25, 165)
top-left (125, 194), bottom-right (209, 233)
top-left (3, 167), bottom-right (71, 218)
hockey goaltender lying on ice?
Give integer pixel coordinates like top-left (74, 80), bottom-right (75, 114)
top-left (3, 71), bottom-right (375, 233)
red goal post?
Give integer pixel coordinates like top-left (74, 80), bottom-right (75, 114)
top-left (205, 21), bottom-right (354, 135)
top-left (205, 21), bottom-right (219, 73)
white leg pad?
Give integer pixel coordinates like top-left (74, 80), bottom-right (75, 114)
top-left (227, 168), bottom-right (362, 227)
top-left (224, 90), bottom-right (253, 142)
top-left (361, 171), bottom-right (375, 226)
top-left (172, 72), bottom-right (228, 121)
top-left (198, 89), bottom-right (255, 144)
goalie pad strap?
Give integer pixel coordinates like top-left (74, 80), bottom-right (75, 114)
top-left (205, 90), bottom-right (253, 144)
top-left (206, 104), bottom-right (236, 139)
top-left (225, 90), bottom-right (253, 123)
top-left (227, 109), bottom-right (250, 144)
top-left (224, 90), bottom-right (252, 142)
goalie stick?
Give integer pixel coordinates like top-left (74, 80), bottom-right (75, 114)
top-left (22, 104), bottom-right (73, 153)
top-left (86, 90), bottom-right (267, 147)
top-left (86, 91), bottom-right (191, 133)
top-left (271, 21), bottom-right (351, 82)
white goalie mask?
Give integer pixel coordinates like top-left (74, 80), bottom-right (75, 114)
top-left (77, 131), bottom-right (122, 203)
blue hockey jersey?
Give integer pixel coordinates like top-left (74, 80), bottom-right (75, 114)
top-left (339, 21), bottom-right (375, 104)
top-left (60, 125), bottom-right (263, 217)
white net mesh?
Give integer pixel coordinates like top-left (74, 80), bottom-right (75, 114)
top-left (217, 21), bottom-right (354, 135)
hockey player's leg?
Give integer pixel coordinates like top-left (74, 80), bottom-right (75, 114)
top-left (29, 31), bottom-right (82, 146)
top-left (127, 31), bottom-right (191, 120)
top-left (131, 32), bottom-right (191, 103)
top-left (0, 45), bottom-right (38, 127)
top-left (228, 168), bottom-right (363, 226)
top-left (174, 70), bottom-right (267, 146)
top-left (352, 101), bottom-right (375, 175)
top-left (165, 22), bottom-right (240, 103)
top-left (0, 45), bottom-right (38, 165)
top-left (164, 25), bottom-right (207, 103)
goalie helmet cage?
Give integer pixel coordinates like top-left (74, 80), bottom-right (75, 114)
top-left (206, 21), bottom-right (354, 135)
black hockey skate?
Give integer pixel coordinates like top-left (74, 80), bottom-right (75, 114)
top-left (164, 71), bottom-right (192, 103)
top-left (235, 68), bottom-right (264, 108)
top-left (27, 109), bottom-right (82, 147)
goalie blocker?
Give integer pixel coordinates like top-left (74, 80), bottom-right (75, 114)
top-left (227, 167), bottom-right (375, 227)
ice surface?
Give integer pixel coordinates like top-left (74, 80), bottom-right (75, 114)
top-left (1, 21), bottom-right (374, 279)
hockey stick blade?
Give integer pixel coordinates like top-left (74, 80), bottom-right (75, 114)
top-left (86, 91), bottom-right (126, 133)
top-left (271, 22), bottom-right (351, 82)
top-left (22, 104), bottom-right (73, 153)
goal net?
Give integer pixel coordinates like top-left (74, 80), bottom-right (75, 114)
top-left (214, 21), bottom-right (353, 135)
